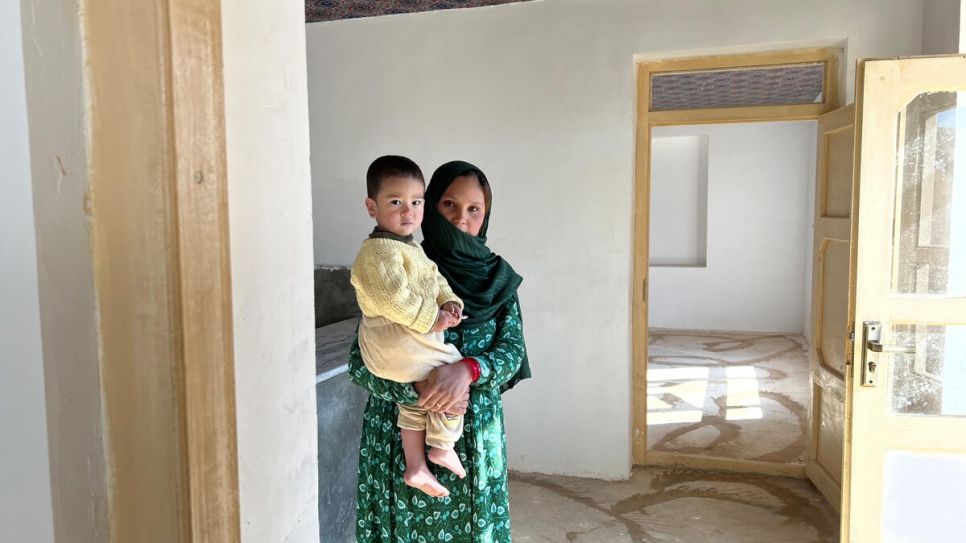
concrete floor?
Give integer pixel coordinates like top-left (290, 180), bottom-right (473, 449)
top-left (647, 330), bottom-right (809, 465)
top-left (510, 467), bottom-right (838, 542)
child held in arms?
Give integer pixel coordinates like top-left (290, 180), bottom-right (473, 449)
top-left (350, 155), bottom-right (471, 498)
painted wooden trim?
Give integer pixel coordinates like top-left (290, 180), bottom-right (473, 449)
top-left (644, 452), bottom-right (807, 479)
top-left (647, 103), bottom-right (831, 126)
top-left (169, 0), bottom-right (242, 540)
top-left (632, 47), bottom-right (843, 467)
top-left (642, 47), bottom-right (842, 73)
top-left (631, 62), bottom-right (651, 465)
top-left (838, 58), bottom-right (869, 542)
top-left (87, 0), bottom-right (240, 540)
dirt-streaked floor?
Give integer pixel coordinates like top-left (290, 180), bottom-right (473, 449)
top-left (647, 330), bottom-right (809, 465)
top-left (510, 467), bottom-right (838, 542)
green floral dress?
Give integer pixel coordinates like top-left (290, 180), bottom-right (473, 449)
top-left (348, 300), bottom-right (526, 543)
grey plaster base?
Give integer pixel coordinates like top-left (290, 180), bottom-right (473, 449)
top-left (317, 371), bottom-right (368, 543)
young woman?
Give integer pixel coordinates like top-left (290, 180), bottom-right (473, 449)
top-left (348, 160), bottom-right (531, 542)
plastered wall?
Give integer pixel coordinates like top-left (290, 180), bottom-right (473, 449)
top-left (649, 122), bottom-right (817, 334)
top-left (305, 0), bottom-right (924, 479)
top-left (222, 0), bottom-right (320, 541)
top-left (1, 1), bottom-right (55, 540)
top-left (19, 0), bottom-right (110, 539)
top-left (922, 0), bottom-right (962, 54)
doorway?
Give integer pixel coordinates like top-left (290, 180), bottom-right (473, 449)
top-left (631, 47), bottom-right (844, 524)
top-left (645, 120), bottom-right (817, 474)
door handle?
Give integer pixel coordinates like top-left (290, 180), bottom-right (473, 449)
top-left (861, 321), bottom-right (916, 387)
top-left (867, 340), bottom-right (916, 354)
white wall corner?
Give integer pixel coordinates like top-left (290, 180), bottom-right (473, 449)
top-left (961, 0), bottom-right (966, 53)
top-left (1, 1), bottom-right (55, 541)
top-left (923, 0), bottom-right (962, 54)
top-left (18, 0), bottom-right (110, 541)
top-left (222, 0), bottom-right (320, 541)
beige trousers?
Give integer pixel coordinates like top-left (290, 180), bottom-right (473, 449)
top-left (397, 404), bottom-right (463, 450)
top-left (359, 315), bottom-right (465, 449)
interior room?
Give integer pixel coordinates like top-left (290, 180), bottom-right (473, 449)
top-left (646, 121), bottom-right (817, 467)
top-left (302, 1), bottom-right (961, 542)
top-left (6, 1), bottom-right (965, 543)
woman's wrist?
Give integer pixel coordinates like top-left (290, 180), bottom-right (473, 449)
top-left (460, 357), bottom-right (481, 383)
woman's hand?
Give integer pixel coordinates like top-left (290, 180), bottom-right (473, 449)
top-left (415, 362), bottom-right (473, 412)
top-left (413, 379), bottom-right (467, 414)
top-left (441, 388), bottom-right (470, 416)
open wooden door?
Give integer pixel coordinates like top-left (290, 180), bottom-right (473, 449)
top-left (806, 104), bottom-right (855, 512)
top-left (843, 56), bottom-right (966, 542)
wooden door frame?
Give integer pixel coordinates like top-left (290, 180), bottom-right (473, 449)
top-left (87, 0), bottom-right (240, 540)
top-left (632, 47), bottom-right (843, 469)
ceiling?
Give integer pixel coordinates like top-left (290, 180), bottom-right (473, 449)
top-left (306, 0), bottom-right (536, 23)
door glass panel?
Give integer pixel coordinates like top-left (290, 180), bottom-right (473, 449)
top-left (883, 450), bottom-right (966, 542)
top-left (890, 324), bottom-right (966, 416)
top-left (892, 91), bottom-right (966, 296)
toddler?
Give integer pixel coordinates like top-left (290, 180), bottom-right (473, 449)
top-left (350, 155), bottom-right (469, 498)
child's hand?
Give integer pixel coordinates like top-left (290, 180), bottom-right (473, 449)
top-left (432, 309), bottom-right (460, 332)
top-left (441, 301), bottom-right (463, 321)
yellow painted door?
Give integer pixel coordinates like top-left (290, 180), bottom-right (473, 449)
top-left (844, 56), bottom-right (966, 542)
top-left (806, 104), bottom-right (855, 513)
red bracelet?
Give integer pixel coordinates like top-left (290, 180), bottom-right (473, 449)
top-left (460, 358), bottom-right (481, 383)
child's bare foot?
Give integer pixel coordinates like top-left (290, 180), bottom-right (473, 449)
top-left (403, 465), bottom-right (449, 497)
top-left (428, 447), bottom-right (466, 479)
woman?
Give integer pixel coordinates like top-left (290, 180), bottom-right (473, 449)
top-left (348, 160), bottom-right (531, 542)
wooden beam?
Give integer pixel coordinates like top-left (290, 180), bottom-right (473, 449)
top-left (86, 0), bottom-right (239, 540)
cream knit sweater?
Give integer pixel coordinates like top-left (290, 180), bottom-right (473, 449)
top-left (350, 238), bottom-right (463, 334)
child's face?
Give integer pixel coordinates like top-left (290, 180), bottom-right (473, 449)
top-left (366, 175), bottom-right (425, 237)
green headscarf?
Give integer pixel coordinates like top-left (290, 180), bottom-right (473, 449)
top-left (421, 161), bottom-right (530, 392)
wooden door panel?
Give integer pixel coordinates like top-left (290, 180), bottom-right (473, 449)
top-left (845, 57), bottom-right (966, 542)
top-left (823, 125), bottom-right (855, 218)
top-left (806, 104), bottom-right (854, 513)
top-left (818, 239), bottom-right (850, 377)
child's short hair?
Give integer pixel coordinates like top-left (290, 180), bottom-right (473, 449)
top-left (366, 155), bottom-right (424, 198)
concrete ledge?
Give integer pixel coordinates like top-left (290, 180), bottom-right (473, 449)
top-left (315, 317), bottom-right (358, 383)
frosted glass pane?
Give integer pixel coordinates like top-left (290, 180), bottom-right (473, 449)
top-left (651, 63), bottom-right (825, 111)
top-left (892, 92), bottom-right (966, 296)
top-left (890, 325), bottom-right (966, 417)
top-left (883, 450), bottom-right (966, 543)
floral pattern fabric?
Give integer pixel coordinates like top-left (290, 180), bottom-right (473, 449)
top-left (349, 300), bottom-right (526, 543)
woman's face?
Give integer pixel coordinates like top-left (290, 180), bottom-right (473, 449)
top-left (437, 174), bottom-right (487, 236)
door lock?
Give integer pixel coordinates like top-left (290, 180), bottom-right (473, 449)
top-left (861, 321), bottom-right (916, 387)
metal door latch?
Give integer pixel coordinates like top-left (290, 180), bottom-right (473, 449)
top-left (861, 321), bottom-right (917, 387)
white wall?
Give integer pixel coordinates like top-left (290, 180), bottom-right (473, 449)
top-left (650, 135), bottom-right (709, 267)
top-left (649, 122), bottom-right (817, 334)
top-left (0, 2), bottom-right (55, 541)
top-left (222, 1), bottom-right (320, 541)
top-left (962, 1), bottom-right (966, 52)
top-left (923, 0), bottom-right (961, 54)
top-left (803, 125), bottom-right (819, 343)
top-left (20, 1), bottom-right (110, 540)
top-left (306, 0), bottom-right (924, 479)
